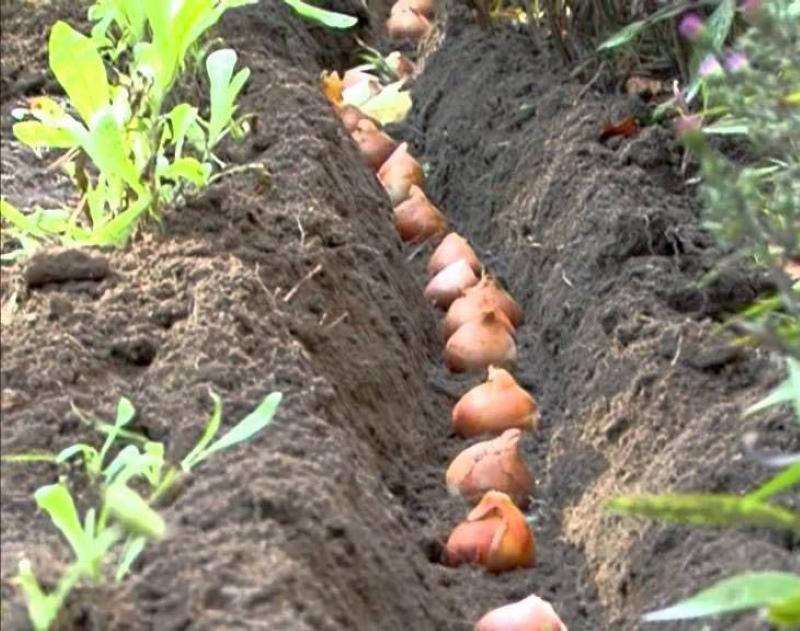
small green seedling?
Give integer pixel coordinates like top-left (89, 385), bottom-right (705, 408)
top-left (5, 389), bottom-right (282, 631)
top-left (2, 0), bottom-right (257, 258)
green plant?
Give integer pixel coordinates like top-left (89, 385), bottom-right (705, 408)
top-left (1, 1), bottom-right (256, 259)
top-left (283, 0), bottom-right (358, 29)
top-left (4, 390), bottom-right (282, 631)
top-left (607, 359), bottom-right (800, 627)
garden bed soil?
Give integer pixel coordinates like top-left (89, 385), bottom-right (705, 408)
top-left (1, 1), bottom-right (798, 630)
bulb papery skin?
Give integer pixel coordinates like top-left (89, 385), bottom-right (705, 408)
top-left (394, 186), bottom-right (448, 243)
top-left (452, 367), bottom-right (539, 437)
top-left (378, 143), bottom-right (425, 205)
top-left (444, 311), bottom-right (517, 373)
top-left (443, 289), bottom-right (515, 342)
top-left (443, 491), bottom-right (535, 572)
top-left (428, 232), bottom-right (481, 279)
top-left (475, 594), bottom-right (568, 631)
top-left (424, 259), bottom-right (480, 309)
top-left (446, 429), bottom-right (535, 508)
top-left (467, 276), bottom-right (523, 328)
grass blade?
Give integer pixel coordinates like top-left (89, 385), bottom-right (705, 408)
top-left (180, 390), bottom-right (223, 472)
top-left (283, 0), bottom-right (358, 29)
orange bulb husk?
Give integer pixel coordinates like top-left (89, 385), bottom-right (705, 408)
top-left (452, 366), bottom-right (539, 437)
top-left (446, 429), bottom-right (534, 508)
top-left (386, 8), bottom-right (432, 42)
top-left (394, 186), bottom-right (448, 242)
top-left (321, 70), bottom-right (344, 105)
top-left (475, 594), bottom-right (568, 631)
top-left (427, 232), bottom-right (481, 279)
top-left (378, 142), bottom-right (425, 205)
top-left (391, 0), bottom-right (437, 18)
top-left (424, 259), bottom-right (479, 310)
top-left (351, 119), bottom-right (398, 171)
top-left (443, 491), bottom-right (535, 572)
top-left (444, 311), bottom-right (516, 373)
top-left (463, 275), bottom-right (523, 328)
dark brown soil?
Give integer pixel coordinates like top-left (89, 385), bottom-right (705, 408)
top-left (1, 2), bottom-right (797, 631)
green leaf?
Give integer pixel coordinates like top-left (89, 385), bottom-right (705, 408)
top-left (13, 121), bottom-right (77, 150)
top-left (1, 199), bottom-right (47, 238)
top-left (196, 392), bottom-right (282, 464)
top-left (82, 109), bottom-right (143, 195)
top-left (643, 572), bottom-right (800, 622)
top-left (159, 157), bottom-right (212, 187)
top-left (167, 103), bottom-right (199, 158)
top-left (283, 0), bottom-right (358, 29)
top-left (597, 18), bottom-right (650, 50)
top-left (607, 493), bottom-right (800, 534)
top-left (115, 535), bottom-right (147, 582)
top-left (55, 444), bottom-right (101, 474)
top-left (34, 484), bottom-right (90, 567)
top-left (48, 21), bottom-right (110, 126)
top-left (706, 0), bottom-right (735, 51)
top-left (104, 483), bottom-right (165, 539)
top-left (748, 463), bottom-right (800, 503)
top-left (206, 49), bottom-right (250, 149)
top-left (1, 452), bottom-right (58, 464)
top-left (768, 592), bottom-right (800, 627)
top-left (14, 559), bottom-right (79, 631)
top-left (745, 358), bottom-right (800, 423)
top-left (180, 390), bottom-right (223, 471)
top-left (98, 397), bottom-right (136, 468)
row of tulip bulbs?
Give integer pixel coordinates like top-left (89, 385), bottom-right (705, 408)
top-left (320, 4), bottom-right (568, 628)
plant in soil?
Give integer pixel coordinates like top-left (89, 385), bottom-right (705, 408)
top-left (3, 391), bottom-right (282, 631)
top-left (0, 1), bottom-right (256, 258)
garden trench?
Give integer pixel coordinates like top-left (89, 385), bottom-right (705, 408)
top-left (0, 1), bottom-right (798, 630)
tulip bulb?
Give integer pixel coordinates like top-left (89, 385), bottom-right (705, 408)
top-left (424, 259), bottom-right (479, 310)
top-left (342, 66), bottom-right (378, 90)
top-left (475, 594), bottom-right (568, 631)
top-left (394, 186), bottom-right (448, 243)
top-left (446, 429), bottom-right (534, 508)
top-left (337, 104), bottom-right (380, 133)
top-left (386, 8), bottom-right (432, 42)
top-left (463, 275), bottom-right (523, 328)
top-left (443, 287), bottom-right (519, 342)
top-left (378, 142), bottom-right (425, 205)
top-left (351, 119), bottom-right (398, 171)
top-left (443, 490), bottom-right (535, 572)
top-left (427, 233), bottom-right (481, 279)
top-left (452, 367), bottom-right (539, 437)
top-left (390, 0), bottom-right (437, 18)
top-left (444, 312), bottom-right (516, 373)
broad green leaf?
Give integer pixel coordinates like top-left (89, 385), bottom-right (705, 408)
top-left (607, 493), bottom-right (800, 534)
top-left (643, 572), bottom-right (800, 622)
top-left (115, 535), bottom-right (147, 581)
top-left (283, 0), bottom-right (358, 29)
top-left (102, 444), bottom-right (142, 483)
top-left (55, 444), bottom-right (101, 474)
top-left (597, 18), bottom-right (649, 50)
top-left (197, 392), bottom-right (282, 463)
top-left (206, 49), bottom-right (250, 149)
top-left (748, 463), bottom-right (800, 503)
top-left (359, 81), bottom-right (412, 124)
top-left (13, 121), bottom-right (77, 150)
top-left (48, 21), bottom-right (110, 126)
top-left (745, 358), bottom-right (800, 423)
top-left (167, 103), bottom-right (199, 158)
top-left (91, 192), bottom-right (152, 247)
top-left (34, 484), bottom-right (89, 566)
top-left (82, 109), bottom-right (143, 195)
top-left (181, 390), bottom-right (223, 471)
top-left (104, 483), bottom-right (165, 538)
top-left (14, 560), bottom-right (79, 631)
top-left (159, 157), bottom-right (211, 187)
top-left (0, 199), bottom-right (48, 238)
top-left (768, 592), bottom-right (800, 627)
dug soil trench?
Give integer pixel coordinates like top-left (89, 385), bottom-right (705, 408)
top-left (0, 2), bottom-right (797, 631)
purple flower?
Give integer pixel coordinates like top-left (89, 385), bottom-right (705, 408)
top-left (739, 0), bottom-right (761, 14)
top-left (698, 54), bottom-right (724, 78)
top-left (678, 13), bottom-right (705, 41)
top-left (724, 51), bottom-right (749, 73)
top-left (673, 114), bottom-right (703, 138)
